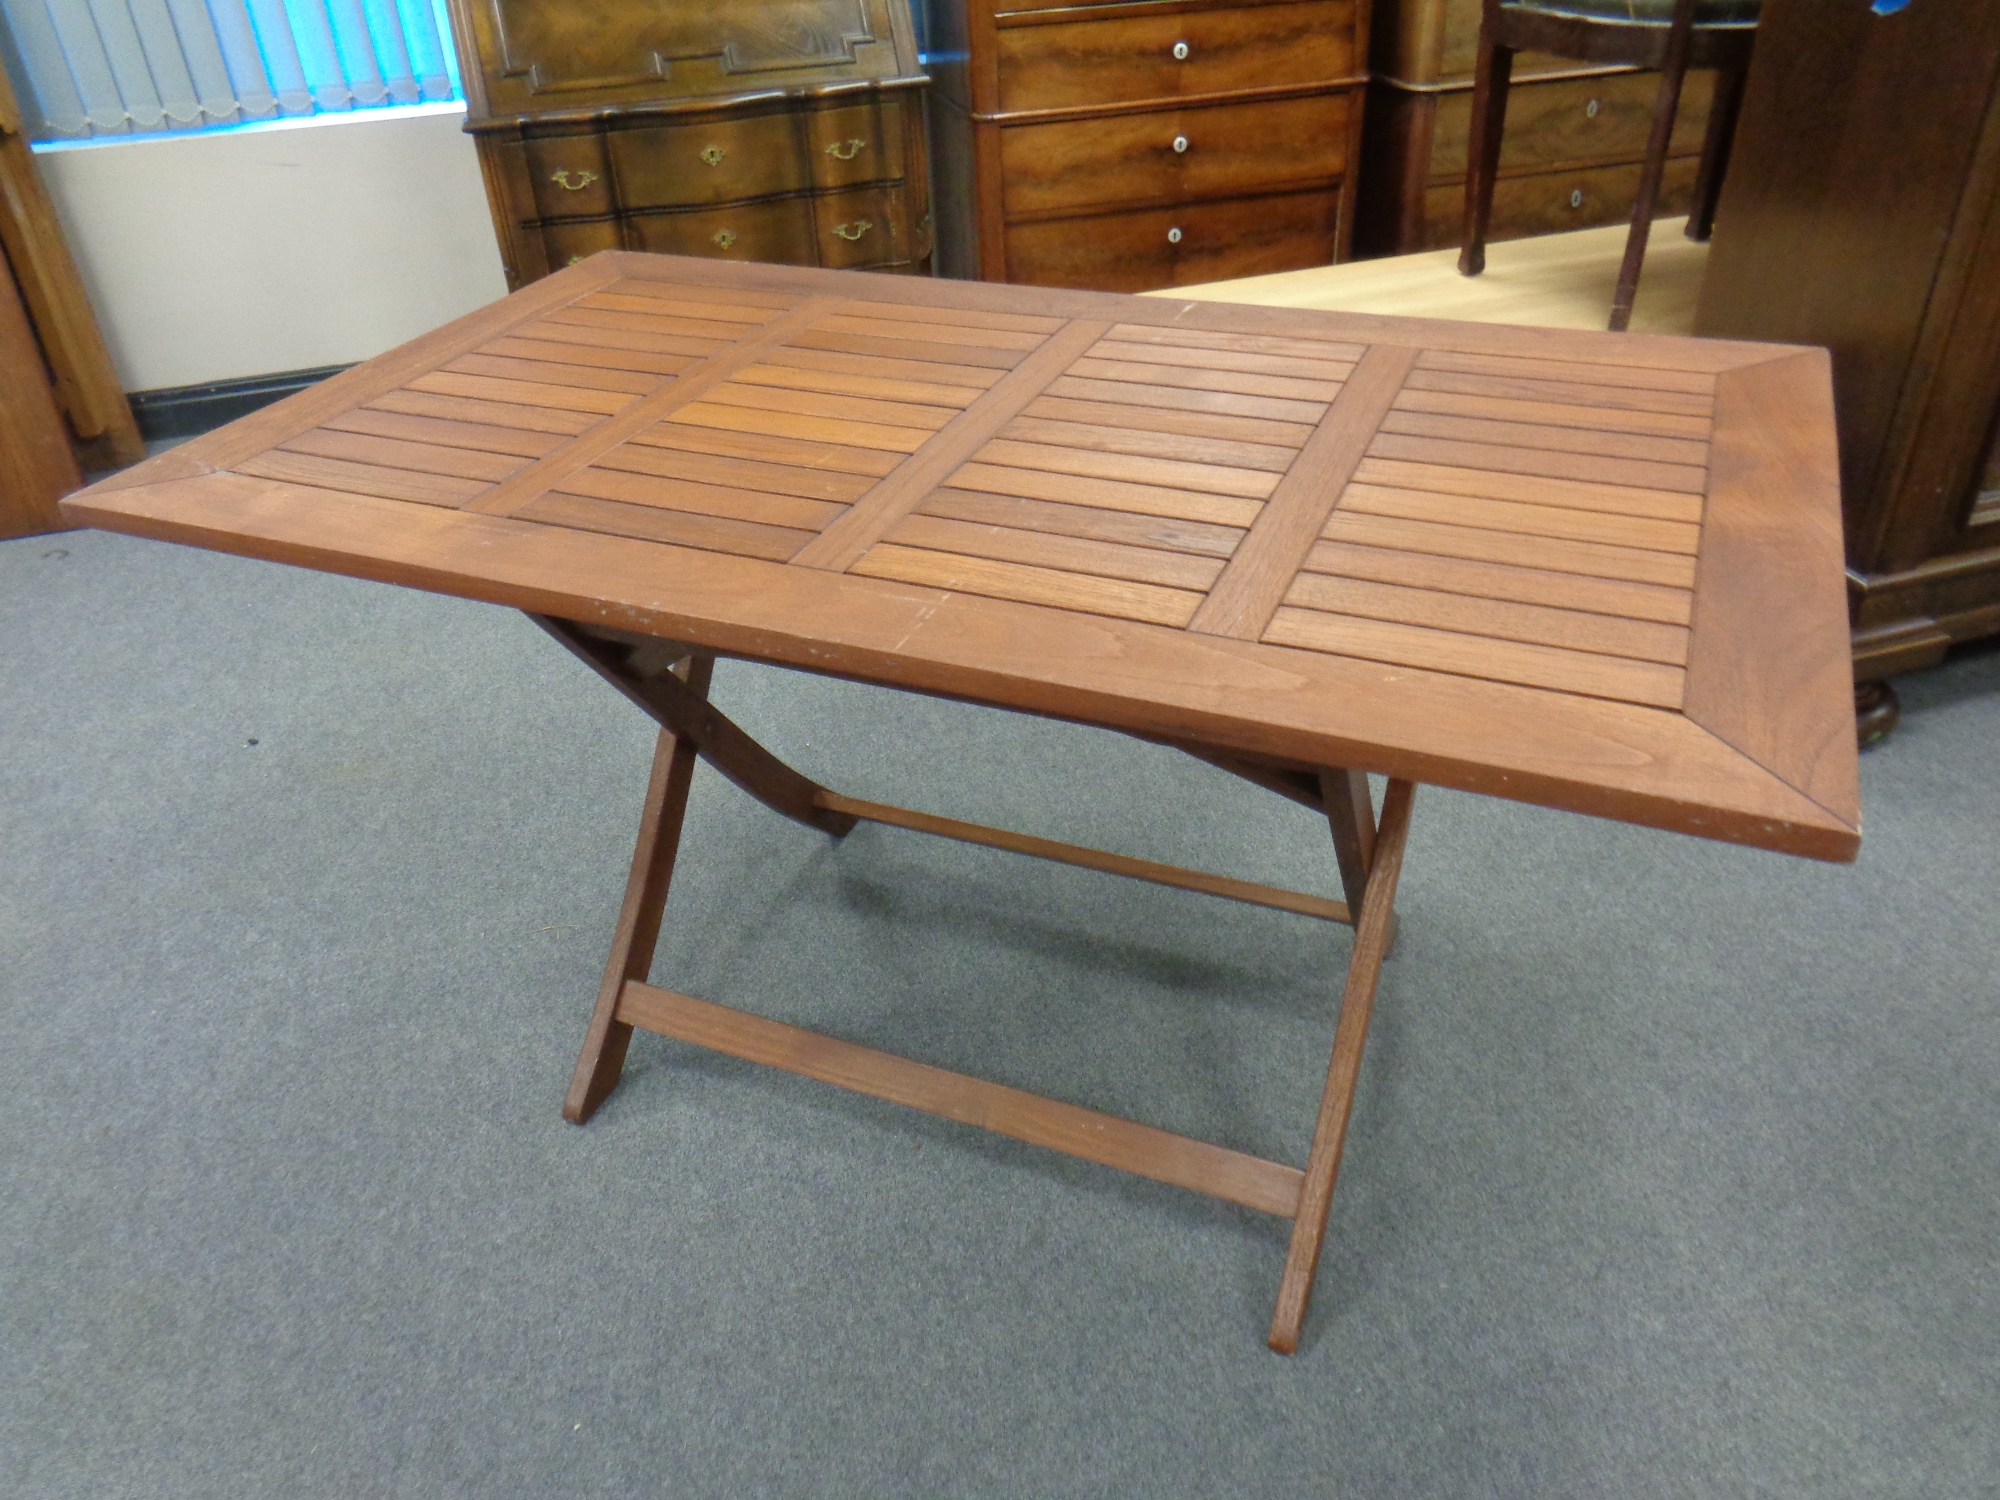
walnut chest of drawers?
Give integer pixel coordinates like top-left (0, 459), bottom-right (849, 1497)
top-left (923, 0), bottom-right (1369, 290)
top-left (1355, 0), bottom-right (1713, 256)
top-left (447, 0), bottom-right (933, 288)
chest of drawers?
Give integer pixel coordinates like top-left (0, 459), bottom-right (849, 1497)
top-left (924, 0), bottom-right (1369, 290)
top-left (1355, 0), bottom-right (1713, 255)
top-left (448, 0), bottom-right (932, 288)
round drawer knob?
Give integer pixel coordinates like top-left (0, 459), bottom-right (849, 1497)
top-left (1569, 188), bottom-right (1584, 209)
top-left (1586, 98), bottom-right (1600, 118)
top-left (1172, 40), bottom-right (1190, 60)
top-left (1172, 135), bottom-right (1189, 154)
top-left (1167, 226), bottom-right (1183, 244)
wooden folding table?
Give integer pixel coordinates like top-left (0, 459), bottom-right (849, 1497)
top-left (63, 254), bottom-right (1860, 1351)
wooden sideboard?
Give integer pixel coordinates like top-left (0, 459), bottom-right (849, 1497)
top-left (923, 0), bottom-right (1369, 290)
top-left (1356, 0), bottom-right (1712, 256)
top-left (1693, 0), bottom-right (2000, 725)
top-left (447, 0), bottom-right (932, 288)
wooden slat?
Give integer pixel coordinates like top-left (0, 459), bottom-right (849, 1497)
top-left (598, 277), bottom-right (798, 312)
top-left (1402, 366), bottom-right (1714, 418)
top-left (1046, 374), bottom-right (1327, 424)
top-left (667, 400), bottom-right (932, 453)
top-left (700, 381), bottom-right (959, 431)
top-left (758, 344), bottom-right (1007, 389)
top-left (835, 298), bottom-right (1067, 336)
top-left (1377, 409), bottom-right (1710, 467)
top-left (819, 790), bottom-right (1349, 922)
top-left (1191, 344), bottom-right (1418, 639)
top-left (557, 464), bottom-right (846, 533)
top-left (364, 388), bottom-right (599, 437)
top-left (577, 291), bottom-right (774, 325)
top-left (592, 440), bottom-right (876, 503)
top-left (1264, 607), bottom-right (1686, 708)
top-left (922, 488), bottom-right (1245, 559)
top-left (1023, 394), bottom-right (1316, 449)
top-left (1300, 540), bottom-right (1693, 625)
top-left (319, 407), bottom-right (564, 460)
top-left (465, 297), bottom-right (845, 517)
top-left (521, 490), bottom-right (811, 561)
top-left (999, 415), bottom-right (1298, 473)
top-left (1682, 352), bottom-right (1859, 828)
top-left (1339, 482), bottom-right (1701, 554)
top-left (279, 427), bottom-right (528, 483)
top-left (1085, 338), bottom-right (1357, 384)
top-left (790, 321), bottom-right (1115, 572)
top-left (1416, 348), bottom-right (1718, 393)
top-left (616, 981), bottom-right (1305, 1219)
top-left (406, 370), bottom-right (635, 416)
top-left (1106, 322), bottom-right (1369, 363)
top-left (1320, 510), bottom-right (1699, 588)
top-left (1284, 573), bottom-right (1690, 664)
top-left (813, 312), bottom-right (1047, 351)
top-left (629, 421), bottom-right (903, 477)
top-left (731, 362), bottom-right (988, 408)
top-left (1353, 456), bottom-right (1703, 523)
top-left (973, 438), bottom-right (1280, 500)
top-left (477, 335), bottom-right (694, 377)
top-left (234, 450), bottom-right (489, 507)
top-left (1393, 385), bottom-right (1713, 441)
top-left (1367, 431), bottom-right (1708, 495)
top-left (444, 351), bottom-right (664, 395)
top-left (885, 513), bottom-right (1227, 590)
top-left (851, 544), bottom-right (1204, 627)
top-left (544, 304), bottom-right (768, 343)
top-left (790, 328), bottom-right (1028, 370)
top-left (1069, 356), bottom-right (1341, 404)
top-left (509, 317), bottom-right (730, 360)
top-left (948, 463), bottom-right (1263, 527)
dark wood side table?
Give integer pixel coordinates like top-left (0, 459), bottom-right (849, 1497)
top-left (1692, 0), bottom-right (2000, 737)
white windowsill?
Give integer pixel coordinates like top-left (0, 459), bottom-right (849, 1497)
top-left (30, 100), bottom-right (467, 154)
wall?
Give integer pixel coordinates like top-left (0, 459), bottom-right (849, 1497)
top-left (33, 104), bottom-right (508, 393)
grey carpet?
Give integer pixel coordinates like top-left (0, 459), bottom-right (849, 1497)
top-left (3, 527), bottom-right (1996, 1498)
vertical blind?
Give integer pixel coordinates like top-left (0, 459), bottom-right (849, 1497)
top-left (0, 0), bottom-right (461, 139)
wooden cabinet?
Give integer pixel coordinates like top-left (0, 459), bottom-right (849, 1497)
top-left (1356, 0), bottom-right (1713, 255)
top-left (1693, 0), bottom-right (2000, 704)
top-left (447, 0), bottom-right (932, 288)
top-left (924, 0), bottom-right (1368, 290)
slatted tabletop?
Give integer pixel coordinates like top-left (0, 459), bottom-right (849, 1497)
top-left (65, 252), bottom-right (1860, 861)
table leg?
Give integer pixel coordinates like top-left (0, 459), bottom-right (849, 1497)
top-left (565, 655), bottom-right (715, 1124)
top-left (1268, 777), bottom-right (1416, 1353)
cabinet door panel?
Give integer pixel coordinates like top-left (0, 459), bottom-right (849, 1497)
top-left (1001, 91), bottom-right (1349, 215)
top-left (994, 1), bottom-right (1356, 114)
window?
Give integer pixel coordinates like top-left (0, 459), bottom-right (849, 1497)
top-left (0, 0), bottom-right (461, 141)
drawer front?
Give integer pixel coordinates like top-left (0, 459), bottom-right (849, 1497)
top-left (1004, 188), bottom-right (1342, 291)
top-left (1419, 155), bottom-right (1699, 249)
top-left (534, 217), bottom-right (627, 269)
top-left (1000, 90), bottom-right (1349, 216)
top-left (813, 186), bottom-right (913, 267)
top-left (807, 99), bottom-right (910, 190)
top-left (627, 200), bottom-right (818, 262)
top-left (609, 114), bottom-right (811, 209)
top-left (524, 130), bottom-right (616, 220)
top-left (995, 1), bottom-right (1357, 115)
top-left (1429, 70), bottom-right (1716, 179)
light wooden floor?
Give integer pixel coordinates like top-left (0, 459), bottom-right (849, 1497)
top-left (1161, 218), bottom-right (1709, 335)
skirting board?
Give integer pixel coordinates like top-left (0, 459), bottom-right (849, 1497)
top-left (128, 365), bottom-right (353, 442)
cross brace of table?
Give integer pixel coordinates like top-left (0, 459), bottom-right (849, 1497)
top-left (535, 615), bottom-right (1416, 1353)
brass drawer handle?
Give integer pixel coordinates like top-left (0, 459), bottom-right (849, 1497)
top-left (713, 229), bottom-right (737, 249)
top-left (550, 169), bottom-right (597, 191)
top-left (833, 219), bottom-right (873, 241)
top-left (700, 145), bottom-right (726, 167)
top-left (824, 138), bottom-right (868, 161)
